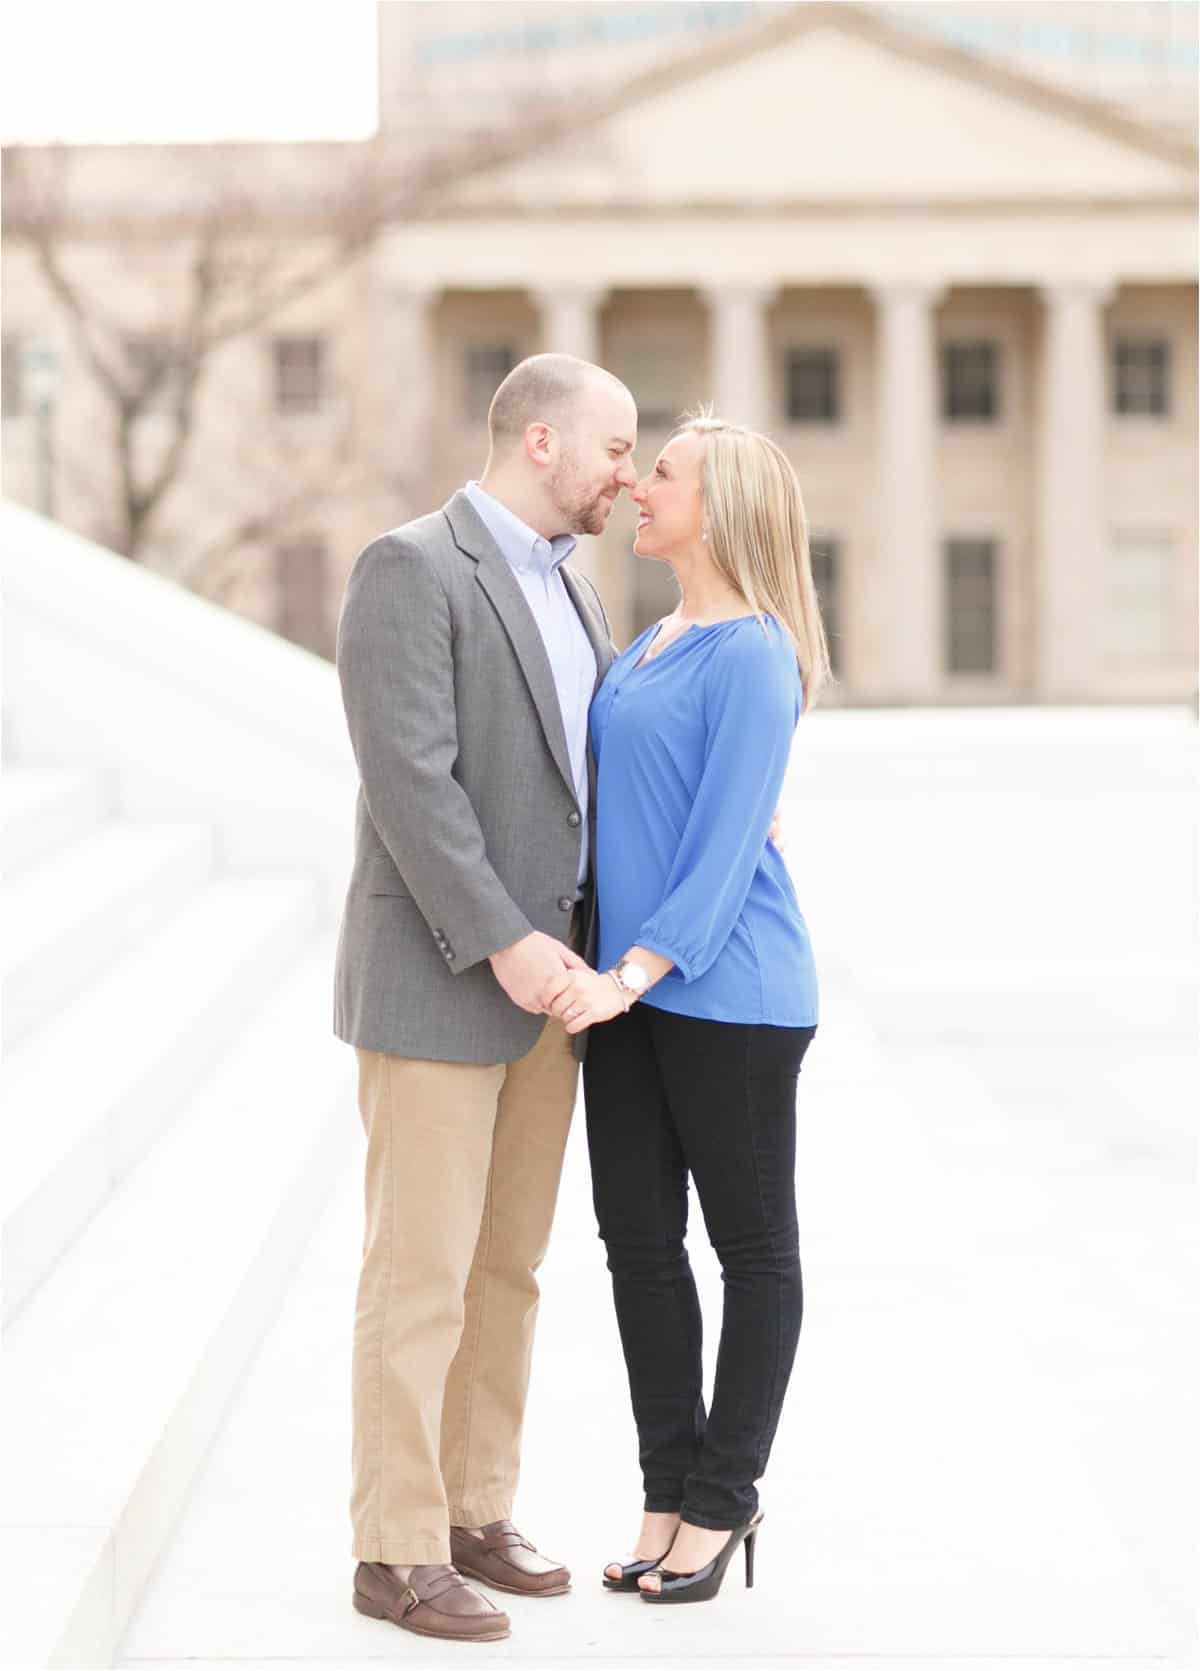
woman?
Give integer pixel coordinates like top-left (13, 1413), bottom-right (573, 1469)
top-left (546, 412), bottom-right (829, 1605)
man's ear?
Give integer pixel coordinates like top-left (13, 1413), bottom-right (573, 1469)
top-left (525, 421), bottom-right (555, 467)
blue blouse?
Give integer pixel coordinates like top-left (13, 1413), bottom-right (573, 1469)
top-left (590, 613), bottom-right (818, 1027)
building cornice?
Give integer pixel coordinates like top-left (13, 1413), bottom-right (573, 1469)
top-left (415, 196), bottom-right (1200, 221)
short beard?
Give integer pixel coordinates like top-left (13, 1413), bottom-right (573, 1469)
top-left (549, 450), bottom-right (612, 537)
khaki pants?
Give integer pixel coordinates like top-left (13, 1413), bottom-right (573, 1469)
top-left (350, 1016), bottom-right (579, 1564)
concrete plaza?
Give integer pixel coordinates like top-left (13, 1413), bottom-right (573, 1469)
top-left (118, 708), bottom-right (1199, 1671)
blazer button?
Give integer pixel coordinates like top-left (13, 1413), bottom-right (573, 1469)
top-left (567, 810), bottom-right (581, 828)
top-left (557, 896), bottom-right (573, 913)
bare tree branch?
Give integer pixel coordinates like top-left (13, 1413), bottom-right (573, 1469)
top-left (175, 422), bottom-right (367, 596)
top-left (3, 115), bottom-right (563, 568)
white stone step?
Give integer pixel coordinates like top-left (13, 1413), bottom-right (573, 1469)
top-left (1, 821), bottom-right (215, 1048)
top-left (0, 765), bottom-right (110, 874)
top-left (0, 876), bottom-right (321, 1327)
top-left (0, 944), bottom-right (355, 1669)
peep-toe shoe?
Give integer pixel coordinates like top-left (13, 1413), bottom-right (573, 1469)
top-left (639, 1512), bottom-right (764, 1605)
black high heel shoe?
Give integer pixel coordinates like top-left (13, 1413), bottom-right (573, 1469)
top-left (638, 1512), bottom-right (764, 1604)
top-left (601, 1551), bottom-right (672, 1593)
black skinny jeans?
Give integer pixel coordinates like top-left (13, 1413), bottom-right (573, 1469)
top-left (584, 1003), bottom-right (815, 1530)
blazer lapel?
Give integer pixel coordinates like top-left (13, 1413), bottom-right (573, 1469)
top-left (559, 564), bottom-right (611, 861)
top-left (443, 492), bottom-right (576, 801)
top-left (560, 564), bottom-right (616, 696)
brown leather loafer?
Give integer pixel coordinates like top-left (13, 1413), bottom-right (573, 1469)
top-left (450, 1519), bottom-right (571, 1597)
top-left (353, 1561), bottom-right (511, 1641)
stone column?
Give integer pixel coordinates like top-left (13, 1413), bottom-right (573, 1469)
top-left (871, 281), bottom-right (945, 702)
top-left (704, 283), bottom-right (777, 432)
top-left (1036, 280), bottom-right (1114, 700)
top-left (534, 284), bottom-right (620, 617)
top-left (534, 285), bottom-right (607, 363)
top-left (373, 246), bottom-right (438, 522)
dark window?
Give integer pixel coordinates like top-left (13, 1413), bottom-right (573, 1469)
top-left (785, 348), bottom-right (840, 423)
top-left (464, 343), bottom-right (518, 423)
top-left (124, 335), bottom-right (185, 416)
top-left (942, 340), bottom-right (1001, 421)
top-left (276, 536), bottom-right (331, 657)
top-left (809, 535), bottom-right (841, 675)
top-left (1113, 338), bottom-right (1170, 417)
top-left (273, 336), bottom-right (325, 415)
top-left (945, 538), bottom-right (998, 675)
top-left (1, 336), bottom-right (23, 417)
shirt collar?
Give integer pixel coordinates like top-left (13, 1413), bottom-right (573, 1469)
top-left (464, 481), bottom-right (577, 577)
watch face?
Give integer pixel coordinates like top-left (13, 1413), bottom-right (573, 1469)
top-left (620, 960), bottom-right (649, 993)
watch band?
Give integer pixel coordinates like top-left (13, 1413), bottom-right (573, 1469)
top-left (605, 968), bottom-right (633, 1011)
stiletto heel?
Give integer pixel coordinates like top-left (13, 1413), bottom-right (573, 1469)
top-left (640, 1512), bottom-right (764, 1604)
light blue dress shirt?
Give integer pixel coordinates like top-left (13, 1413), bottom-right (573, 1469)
top-left (590, 614), bottom-right (818, 1026)
top-left (464, 481), bottom-right (597, 887)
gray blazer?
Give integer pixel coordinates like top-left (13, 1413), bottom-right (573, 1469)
top-left (334, 490), bottom-right (616, 1064)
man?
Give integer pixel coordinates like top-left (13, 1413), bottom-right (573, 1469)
top-left (334, 354), bottom-right (638, 1643)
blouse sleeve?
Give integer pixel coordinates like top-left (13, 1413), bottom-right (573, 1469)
top-left (635, 624), bottom-right (800, 981)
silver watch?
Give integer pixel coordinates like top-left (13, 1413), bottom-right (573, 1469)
top-left (611, 958), bottom-right (649, 1001)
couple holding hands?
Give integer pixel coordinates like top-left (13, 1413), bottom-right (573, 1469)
top-left (334, 353), bottom-right (829, 1643)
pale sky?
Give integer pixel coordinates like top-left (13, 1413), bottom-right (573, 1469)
top-left (0, 1), bottom-right (379, 145)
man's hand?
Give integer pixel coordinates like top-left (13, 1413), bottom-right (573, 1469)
top-left (489, 931), bottom-right (588, 1014)
top-left (769, 800), bottom-right (786, 852)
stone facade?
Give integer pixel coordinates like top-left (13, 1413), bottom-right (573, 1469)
top-left (2, 4), bottom-right (1196, 704)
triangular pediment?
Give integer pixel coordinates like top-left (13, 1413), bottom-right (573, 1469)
top-left (437, 6), bottom-right (1195, 210)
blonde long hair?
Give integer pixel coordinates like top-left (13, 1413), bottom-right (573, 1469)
top-left (676, 411), bottom-right (832, 711)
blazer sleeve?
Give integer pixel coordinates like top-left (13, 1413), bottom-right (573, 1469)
top-left (634, 626), bottom-right (799, 982)
top-left (336, 534), bottom-right (533, 973)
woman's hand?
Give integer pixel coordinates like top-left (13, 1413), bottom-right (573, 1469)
top-left (542, 966), bottom-right (627, 1034)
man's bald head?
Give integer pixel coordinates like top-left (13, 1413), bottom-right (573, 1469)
top-left (487, 354), bottom-right (630, 456)
top-left (479, 353), bottom-right (638, 539)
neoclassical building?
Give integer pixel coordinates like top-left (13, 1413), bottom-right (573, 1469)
top-left (3, 3), bottom-right (1197, 704)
